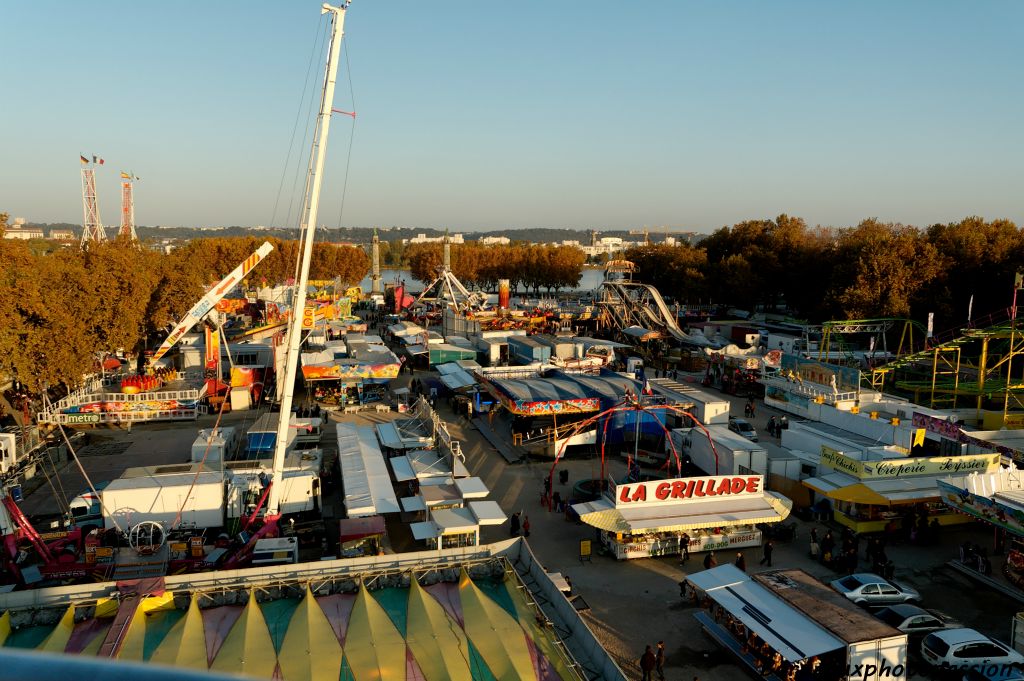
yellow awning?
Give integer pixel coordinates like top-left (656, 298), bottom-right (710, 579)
top-left (278, 585), bottom-right (343, 681)
top-left (39, 605), bottom-right (75, 653)
top-left (210, 589), bottom-right (278, 678)
top-left (150, 595), bottom-right (209, 670)
top-left (804, 478), bottom-right (897, 506)
top-left (343, 582), bottom-right (407, 681)
top-left (458, 568), bottom-right (535, 680)
top-left (405, 579), bottom-right (473, 681)
top-left (575, 494), bottom-right (793, 534)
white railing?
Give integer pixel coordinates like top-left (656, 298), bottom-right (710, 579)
top-left (761, 375), bottom-right (858, 403)
top-left (43, 408), bottom-right (199, 426)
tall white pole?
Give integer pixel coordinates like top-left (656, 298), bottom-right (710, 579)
top-left (267, 2), bottom-right (350, 517)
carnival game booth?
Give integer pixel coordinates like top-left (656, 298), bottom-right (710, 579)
top-left (803, 446), bottom-right (1000, 534)
top-left (571, 474), bottom-right (792, 560)
top-left (686, 565), bottom-right (907, 681)
top-left (301, 335), bottom-right (400, 407)
top-left (937, 467), bottom-right (1024, 588)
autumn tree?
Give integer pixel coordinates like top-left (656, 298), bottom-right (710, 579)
top-left (828, 219), bottom-right (943, 319)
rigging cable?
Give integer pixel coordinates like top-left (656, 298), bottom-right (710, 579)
top-left (57, 425), bottom-right (125, 534)
top-left (333, 39), bottom-right (358, 231)
top-left (270, 14), bottom-right (327, 231)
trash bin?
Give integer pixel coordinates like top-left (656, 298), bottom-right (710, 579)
top-left (559, 469), bottom-right (569, 486)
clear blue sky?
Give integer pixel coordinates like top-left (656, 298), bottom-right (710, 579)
top-left (3, 1), bottom-right (1022, 233)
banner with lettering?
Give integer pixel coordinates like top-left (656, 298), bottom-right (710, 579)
top-left (615, 475), bottom-right (764, 508)
top-left (819, 446), bottom-right (1000, 480)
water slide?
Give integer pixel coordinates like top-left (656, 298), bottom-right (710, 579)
top-left (600, 281), bottom-right (706, 345)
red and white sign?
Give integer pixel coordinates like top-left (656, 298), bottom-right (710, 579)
top-left (615, 475), bottom-right (763, 508)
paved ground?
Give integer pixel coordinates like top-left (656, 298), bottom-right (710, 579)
top-left (21, 372), bottom-right (1024, 680)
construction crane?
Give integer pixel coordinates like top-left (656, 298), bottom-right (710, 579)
top-left (629, 226), bottom-right (650, 246)
top-left (149, 241), bottom-right (275, 365)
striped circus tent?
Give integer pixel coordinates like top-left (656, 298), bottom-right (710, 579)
top-left (149, 596), bottom-right (208, 670)
top-left (1, 572), bottom-right (582, 680)
top-left (208, 589), bottom-right (277, 678)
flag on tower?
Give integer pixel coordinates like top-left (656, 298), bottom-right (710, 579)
top-left (121, 171), bottom-right (131, 179)
top-left (80, 155), bottom-right (89, 164)
top-left (98, 158), bottom-right (105, 165)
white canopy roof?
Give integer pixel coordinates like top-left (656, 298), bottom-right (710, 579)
top-left (455, 477), bottom-right (490, 499)
top-left (407, 449), bottom-right (453, 480)
top-left (389, 455), bottom-right (417, 482)
top-left (687, 565), bottom-right (844, 663)
top-left (400, 496), bottom-right (427, 513)
top-left (431, 507), bottom-right (478, 534)
top-left (375, 421), bottom-right (432, 451)
top-left (337, 424), bottom-right (400, 517)
top-left (572, 492), bottom-right (792, 534)
top-left (468, 500), bottom-right (506, 525)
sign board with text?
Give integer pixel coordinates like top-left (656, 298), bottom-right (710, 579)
top-left (819, 446), bottom-right (1000, 480)
top-left (614, 475), bottom-right (764, 509)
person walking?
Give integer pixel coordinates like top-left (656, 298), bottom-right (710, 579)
top-left (522, 515), bottom-right (531, 538)
top-left (655, 641), bottom-right (666, 681)
top-left (759, 539), bottom-right (774, 567)
top-left (735, 552), bottom-right (747, 572)
top-left (509, 511), bottom-right (521, 537)
top-left (679, 532), bottom-right (691, 563)
top-left (703, 550), bottom-right (717, 570)
top-left (640, 645), bottom-right (657, 681)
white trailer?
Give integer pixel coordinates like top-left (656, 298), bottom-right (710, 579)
top-left (101, 471), bottom-right (224, 531)
top-left (672, 425), bottom-right (768, 476)
top-left (191, 426), bottom-right (242, 465)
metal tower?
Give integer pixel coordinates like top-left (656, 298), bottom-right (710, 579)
top-left (370, 228), bottom-right (381, 293)
top-left (443, 229), bottom-right (451, 270)
top-left (119, 175), bottom-right (138, 240)
top-left (80, 165), bottom-right (106, 247)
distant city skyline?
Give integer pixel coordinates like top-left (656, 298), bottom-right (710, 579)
top-left (2, 2), bottom-right (1022, 231)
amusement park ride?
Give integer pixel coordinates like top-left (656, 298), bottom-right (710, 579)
top-left (815, 274), bottom-right (1024, 425)
top-left (3, 2), bottom-right (356, 588)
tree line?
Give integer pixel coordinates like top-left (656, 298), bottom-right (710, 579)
top-left (405, 243), bottom-right (587, 294)
top-left (0, 217), bottom-right (368, 392)
top-left (623, 215), bottom-right (1024, 334)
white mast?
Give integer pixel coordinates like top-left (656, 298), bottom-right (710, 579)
top-left (267, 1), bottom-right (351, 517)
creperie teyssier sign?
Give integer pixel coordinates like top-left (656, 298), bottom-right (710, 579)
top-left (615, 475), bottom-right (764, 508)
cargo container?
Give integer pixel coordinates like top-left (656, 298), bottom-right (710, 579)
top-left (191, 426), bottom-right (242, 464)
top-left (507, 336), bottom-right (551, 364)
top-left (101, 470), bottom-right (225, 531)
top-left (671, 424), bottom-right (768, 476)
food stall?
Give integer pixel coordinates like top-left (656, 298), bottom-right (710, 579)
top-left (686, 565), bottom-right (907, 681)
top-left (410, 500), bottom-right (506, 550)
top-left (803, 447), bottom-right (1000, 533)
top-left (338, 516), bottom-right (387, 557)
top-left (571, 474), bottom-right (792, 560)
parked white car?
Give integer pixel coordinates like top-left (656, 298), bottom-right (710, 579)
top-left (830, 573), bottom-right (921, 606)
top-left (921, 629), bottom-right (1024, 671)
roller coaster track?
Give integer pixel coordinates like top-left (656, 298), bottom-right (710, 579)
top-left (598, 281), bottom-right (699, 345)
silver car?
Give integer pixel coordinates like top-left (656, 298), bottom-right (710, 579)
top-left (874, 604), bottom-right (960, 638)
top-left (728, 417), bottom-right (758, 442)
top-left (830, 573), bottom-right (921, 606)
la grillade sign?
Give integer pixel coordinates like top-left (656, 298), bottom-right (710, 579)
top-left (820, 446), bottom-right (1000, 480)
top-left (615, 475), bottom-right (764, 508)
